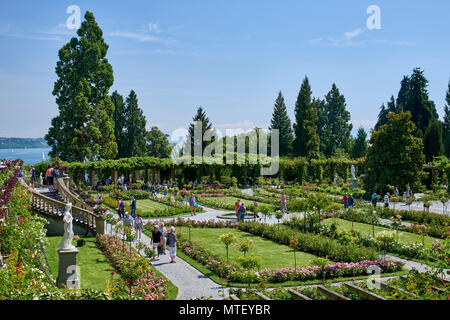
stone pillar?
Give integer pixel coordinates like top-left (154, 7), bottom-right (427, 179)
top-left (56, 248), bottom-right (80, 289)
top-left (89, 170), bottom-right (96, 187)
top-left (62, 174), bottom-right (71, 189)
top-left (145, 169), bottom-right (149, 184)
top-left (96, 218), bottom-right (105, 235)
top-left (113, 170), bottom-right (118, 185)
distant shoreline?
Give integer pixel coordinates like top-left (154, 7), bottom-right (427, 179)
top-left (0, 147), bottom-right (49, 150)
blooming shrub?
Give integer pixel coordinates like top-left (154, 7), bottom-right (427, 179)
top-left (96, 234), bottom-right (169, 300)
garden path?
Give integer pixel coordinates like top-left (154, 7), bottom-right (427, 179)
top-left (105, 208), bottom-right (230, 300)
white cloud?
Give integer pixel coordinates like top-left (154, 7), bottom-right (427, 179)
top-left (307, 27), bottom-right (415, 48)
top-left (344, 28), bottom-right (364, 40)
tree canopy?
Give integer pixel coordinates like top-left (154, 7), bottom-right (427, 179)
top-left (364, 112), bottom-right (425, 192)
top-left (45, 11), bottom-right (117, 162)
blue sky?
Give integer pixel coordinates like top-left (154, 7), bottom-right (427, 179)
top-left (0, 0), bottom-right (449, 138)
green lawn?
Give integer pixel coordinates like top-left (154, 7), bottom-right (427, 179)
top-left (45, 236), bottom-right (114, 291)
top-left (321, 218), bottom-right (440, 248)
top-left (177, 227), bottom-right (319, 269)
top-left (197, 196), bottom-right (259, 210)
top-left (124, 199), bottom-right (171, 212)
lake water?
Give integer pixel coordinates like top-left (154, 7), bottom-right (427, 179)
top-left (0, 148), bottom-right (51, 165)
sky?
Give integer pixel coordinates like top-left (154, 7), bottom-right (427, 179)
top-left (0, 0), bottom-right (449, 139)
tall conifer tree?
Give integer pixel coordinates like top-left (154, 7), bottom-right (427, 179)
top-left (46, 11), bottom-right (117, 161)
top-left (444, 81), bottom-right (450, 157)
top-left (269, 91), bottom-right (293, 156)
top-left (293, 76), bottom-right (320, 159)
top-left (124, 90), bottom-right (147, 157)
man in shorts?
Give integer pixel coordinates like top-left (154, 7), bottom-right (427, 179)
top-left (189, 194), bottom-right (197, 216)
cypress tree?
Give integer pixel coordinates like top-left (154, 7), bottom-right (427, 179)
top-left (404, 68), bottom-right (438, 136)
top-left (124, 90), bottom-right (147, 157)
top-left (269, 91), bottom-right (293, 156)
top-left (396, 75), bottom-right (409, 113)
top-left (111, 91), bottom-right (128, 159)
top-left (316, 98), bottom-right (331, 157)
top-left (187, 107), bottom-right (215, 157)
top-left (324, 83), bottom-right (352, 156)
top-left (351, 127), bottom-right (368, 159)
top-left (444, 81), bottom-right (450, 158)
top-left (293, 76), bottom-right (320, 159)
top-left (45, 11), bottom-right (117, 161)
top-left (424, 121), bottom-right (444, 162)
top-left (375, 96), bottom-right (397, 130)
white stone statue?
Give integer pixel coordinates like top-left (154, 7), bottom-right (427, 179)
top-left (351, 165), bottom-right (356, 180)
top-left (39, 172), bottom-right (43, 185)
top-left (59, 203), bottom-right (76, 251)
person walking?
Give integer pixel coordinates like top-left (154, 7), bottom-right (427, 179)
top-left (348, 194), bottom-right (354, 208)
top-left (406, 186), bottom-right (413, 202)
top-left (122, 212), bottom-right (133, 241)
top-left (235, 199), bottom-right (241, 222)
top-left (280, 192), bottom-right (288, 214)
top-left (384, 192), bottom-right (390, 208)
top-left (189, 194), bottom-right (197, 216)
top-left (134, 213), bottom-right (143, 241)
top-left (96, 194), bottom-right (102, 205)
top-left (167, 226), bottom-right (177, 263)
top-left (371, 192), bottom-right (377, 208)
top-left (151, 225), bottom-right (163, 260)
top-left (159, 223), bottom-right (167, 255)
top-left (343, 194), bottom-right (349, 209)
top-left (117, 197), bottom-right (125, 220)
top-left (238, 202), bottom-right (247, 223)
top-left (394, 186), bottom-right (400, 197)
top-left (29, 165), bottom-right (36, 187)
top-left (130, 196), bottom-right (137, 218)
top-left (45, 165), bottom-right (53, 189)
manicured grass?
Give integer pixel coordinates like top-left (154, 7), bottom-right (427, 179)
top-left (124, 199), bottom-right (171, 212)
top-left (321, 218), bottom-right (440, 248)
top-left (177, 227), bottom-right (319, 269)
top-left (45, 236), bottom-right (114, 291)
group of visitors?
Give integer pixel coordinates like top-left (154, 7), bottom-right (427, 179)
top-left (235, 199), bottom-right (247, 222)
top-left (343, 194), bottom-right (354, 208)
top-left (371, 185), bottom-right (413, 209)
top-left (151, 224), bottom-right (177, 263)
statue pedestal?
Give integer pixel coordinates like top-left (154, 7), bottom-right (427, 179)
top-left (350, 178), bottom-right (358, 189)
top-left (56, 248), bottom-right (79, 289)
top-left (96, 218), bottom-right (105, 235)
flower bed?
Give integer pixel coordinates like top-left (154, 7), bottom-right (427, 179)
top-left (177, 238), bottom-right (403, 284)
top-left (96, 234), bottom-right (169, 300)
top-left (238, 222), bottom-right (379, 262)
top-left (0, 160), bottom-right (22, 219)
top-left (144, 217), bottom-right (237, 230)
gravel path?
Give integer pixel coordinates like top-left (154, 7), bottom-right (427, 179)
top-left (105, 207), bottom-right (230, 300)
